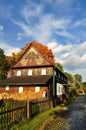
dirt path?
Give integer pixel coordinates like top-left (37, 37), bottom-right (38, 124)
top-left (41, 95), bottom-right (86, 130)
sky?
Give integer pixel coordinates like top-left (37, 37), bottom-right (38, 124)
top-left (0, 0), bottom-right (86, 81)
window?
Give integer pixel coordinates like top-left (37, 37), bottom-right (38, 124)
top-left (36, 54), bottom-right (39, 59)
top-left (8, 72), bottom-right (11, 77)
top-left (28, 69), bottom-right (32, 75)
top-left (17, 70), bottom-right (21, 76)
top-left (42, 91), bottom-right (46, 97)
top-left (56, 83), bottom-right (64, 95)
top-left (41, 69), bottom-right (46, 75)
top-left (35, 87), bottom-right (40, 92)
top-left (6, 86), bottom-right (9, 91)
top-left (24, 56), bottom-right (28, 60)
top-left (19, 87), bottom-right (23, 93)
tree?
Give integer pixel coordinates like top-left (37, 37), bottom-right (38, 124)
top-left (73, 74), bottom-right (82, 83)
top-left (55, 62), bottom-right (64, 72)
top-left (6, 51), bottom-right (22, 68)
top-left (64, 72), bottom-right (73, 83)
top-left (0, 48), bottom-right (9, 80)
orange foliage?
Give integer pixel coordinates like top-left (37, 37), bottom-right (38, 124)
top-left (6, 51), bottom-right (22, 68)
top-left (33, 42), bottom-right (55, 65)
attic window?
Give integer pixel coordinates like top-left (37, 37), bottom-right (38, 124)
top-left (24, 56), bottom-right (28, 60)
top-left (36, 54), bottom-right (39, 59)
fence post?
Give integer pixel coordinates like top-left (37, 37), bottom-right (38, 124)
top-left (50, 99), bottom-right (53, 108)
top-left (27, 101), bottom-right (32, 119)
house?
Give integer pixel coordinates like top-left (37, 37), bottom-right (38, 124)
top-left (0, 41), bottom-right (68, 102)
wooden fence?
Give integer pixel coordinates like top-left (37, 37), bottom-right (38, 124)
top-left (0, 98), bottom-right (51, 130)
top-left (29, 98), bottom-right (51, 117)
top-left (0, 100), bottom-right (27, 130)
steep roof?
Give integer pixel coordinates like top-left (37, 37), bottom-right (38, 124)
top-left (13, 41), bottom-right (55, 68)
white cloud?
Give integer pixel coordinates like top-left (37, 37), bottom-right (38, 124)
top-left (72, 18), bottom-right (86, 27)
top-left (47, 42), bottom-right (72, 53)
top-left (44, 0), bottom-right (80, 11)
top-left (0, 25), bottom-right (4, 37)
top-left (55, 30), bottom-right (75, 39)
top-left (70, 69), bottom-right (86, 82)
top-left (47, 42), bottom-right (58, 49)
top-left (13, 12), bottom-right (72, 43)
top-left (0, 42), bottom-right (20, 56)
top-left (21, 0), bottom-right (43, 23)
top-left (76, 41), bottom-right (86, 52)
top-left (0, 25), bottom-right (3, 31)
top-left (11, 0), bottom-right (75, 43)
top-left (47, 41), bottom-right (86, 81)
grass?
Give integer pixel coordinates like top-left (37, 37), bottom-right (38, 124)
top-left (10, 105), bottom-right (65, 130)
top-left (10, 96), bottom-right (76, 130)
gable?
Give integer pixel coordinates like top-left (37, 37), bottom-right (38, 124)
top-left (13, 43), bottom-right (54, 68)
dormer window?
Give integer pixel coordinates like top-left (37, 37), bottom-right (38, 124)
top-left (17, 70), bottom-right (21, 76)
top-left (41, 69), bottom-right (46, 75)
top-left (28, 69), bottom-right (32, 75)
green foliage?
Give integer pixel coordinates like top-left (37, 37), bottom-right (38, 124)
top-left (0, 48), bottom-right (9, 80)
top-left (75, 80), bottom-right (81, 89)
top-left (80, 82), bottom-right (86, 89)
top-left (64, 72), bottom-right (73, 83)
top-left (69, 85), bottom-right (77, 93)
top-left (55, 62), bottom-right (64, 72)
top-left (73, 74), bottom-right (82, 83)
top-left (32, 105), bottom-right (39, 117)
top-left (11, 106), bottom-right (62, 130)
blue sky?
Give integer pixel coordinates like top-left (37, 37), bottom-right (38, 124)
top-left (0, 0), bottom-right (86, 81)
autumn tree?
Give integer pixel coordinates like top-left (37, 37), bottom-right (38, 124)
top-left (6, 51), bottom-right (22, 68)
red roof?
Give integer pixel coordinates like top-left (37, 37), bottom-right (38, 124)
top-left (12, 41), bottom-right (55, 68)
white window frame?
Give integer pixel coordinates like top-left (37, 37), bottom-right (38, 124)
top-left (8, 72), bottom-right (11, 77)
top-left (28, 69), bottom-right (32, 75)
top-left (42, 91), bottom-right (46, 97)
top-left (19, 87), bottom-right (23, 93)
top-left (35, 87), bottom-right (40, 92)
top-left (41, 69), bottom-right (46, 75)
top-left (17, 70), bottom-right (21, 76)
top-left (56, 83), bottom-right (64, 95)
top-left (6, 86), bottom-right (9, 91)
